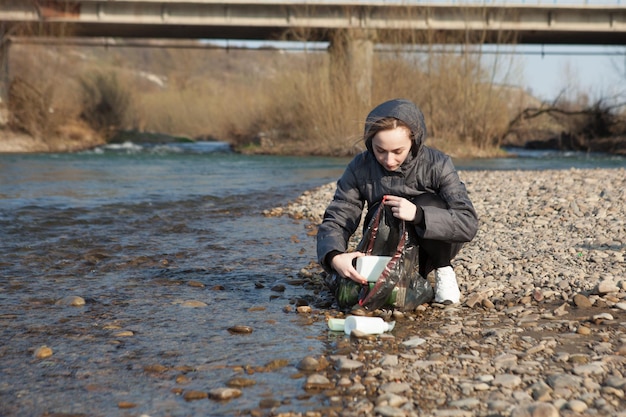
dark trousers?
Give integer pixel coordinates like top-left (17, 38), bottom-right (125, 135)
top-left (413, 193), bottom-right (464, 278)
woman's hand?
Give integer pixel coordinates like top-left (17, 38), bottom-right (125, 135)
top-left (330, 251), bottom-right (368, 285)
top-left (383, 195), bottom-right (417, 221)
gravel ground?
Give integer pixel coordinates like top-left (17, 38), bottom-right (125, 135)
top-left (266, 168), bottom-right (626, 417)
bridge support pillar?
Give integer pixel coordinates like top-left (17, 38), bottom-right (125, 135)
top-left (0, 37), bottom-right (9, 125)
top-left (328, 29), bottom-right (374, 108)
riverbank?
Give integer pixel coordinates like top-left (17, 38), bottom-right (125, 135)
top-left (0, 125), bottom-right (501, 158)
top-left (269, 168), bottom-right (626, 417)
top-left (2, 125), bottom-right (625, 159)
top-left (0, 124), bottom-right (105, 153)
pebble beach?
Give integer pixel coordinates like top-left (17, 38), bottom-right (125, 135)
top-left (269, 168), bottom-right (626, 417)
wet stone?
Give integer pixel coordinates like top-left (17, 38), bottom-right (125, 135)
top-left (227, 325), bottom-right (253, 334)
top-left (271, 284), bottom-right (286, 292)
top-left (208, 387), bottom-right (242, 401)
top-left (303, 374), bottom-right (333, 391)
top-left (297, 355), bottom-right (320, 372)
top-left (33, 345), bottom-right (53, 359)
top-left (56, 295), bottom-right (85, 306)
top-left (333, 357), bottom-right (364, 371)
top-left (183, 390), bottom-right (208, 401)
top-left (226, 377), bottom-right (256, 388)
top-left (259, 398), bottom-right (281, 408)
top-left (175, 374), bottom-right (191, 384)
top-left (180, 300), bottom-right (207, 308)
top-left (349, 329), bottom-right (377, 341)
top-left (259, 359), bottom-right (289, 371)
top-left (296, 305), bottom-right (312, 314)
top-left (143, 364), bottom-right (168, 373)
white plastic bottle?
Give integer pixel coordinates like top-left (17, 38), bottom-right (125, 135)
top-left (344, 316), bottom-right (395, 335)
top-left (327, 318), bottom-right (345, 332)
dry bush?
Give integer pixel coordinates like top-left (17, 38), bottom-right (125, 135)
top-left (7, 76), bottom-right (54, 138)
top-left (130, 48), bottom-right (283, 140)
top-left (128, 46), bottom-right (367, 155)
top-left (78, 71), bottom-right (132, 138)
top-left (221, 54), bottom-right (369, 155)
top-left (368, 50), bottom-right (512, 154)
top-left (6, 44), bottom-right (79, 139)
top-left (235, 50), bottom-right (367, 155)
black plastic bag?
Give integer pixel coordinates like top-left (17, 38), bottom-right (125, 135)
top-left (333, 202), bottom-right (433, 311)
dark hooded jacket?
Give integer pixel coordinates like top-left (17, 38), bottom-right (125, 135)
top-left (317, 98), bottom-right (478, 272)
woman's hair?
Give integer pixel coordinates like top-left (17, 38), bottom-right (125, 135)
top-left (365, 117), bottom-right (413, 145)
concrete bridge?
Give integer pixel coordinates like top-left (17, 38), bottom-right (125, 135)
top-left (1, 1), bottom-right (625, 104)
top-left (1, 1), bottom-right (626, 45)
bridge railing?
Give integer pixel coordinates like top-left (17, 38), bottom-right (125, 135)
top-left (305, 1), bottom-right (626, 3)
top-left (76, 0), bottom-right (624, 5)
top-left (296, 0), bottom-right (624, 4)
top-left (371, 1), bottom-right (624, 3)
top-left (41, 0), bottom-right (626, 4)
top-left (272, 0), bottom-right (624, 4)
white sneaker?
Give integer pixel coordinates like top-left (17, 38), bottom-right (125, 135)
top-left (434, 266), bottom-right (460, 304)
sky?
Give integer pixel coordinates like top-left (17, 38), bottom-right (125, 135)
top-left (510, 45), bottom-right (626, 102)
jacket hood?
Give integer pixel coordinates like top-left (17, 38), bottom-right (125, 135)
top-left (364, 99), bottom-right (427, 155)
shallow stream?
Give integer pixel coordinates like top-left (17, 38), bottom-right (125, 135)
top-left (1, 142), bottom-right (623, 416)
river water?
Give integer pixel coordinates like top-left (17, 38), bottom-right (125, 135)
top-left (0, 141), bottom-right (624, 417)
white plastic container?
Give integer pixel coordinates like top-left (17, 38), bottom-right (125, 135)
top-left (356, 255), bottom-right (392, 282)
top-left (327, 318), bottom-right (345, 332)
top-left (343, 316), bottom-right (395, 335)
